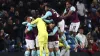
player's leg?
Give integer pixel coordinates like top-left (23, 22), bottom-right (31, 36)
top-left (30, 40), bottom-right (36, 56)
top-left (49, 42), bottom-right (54, 56)
top-left (36, 36), bottom-right (40, 56)
top-left (58, 20), bottom-right (70, 50)
top-left (74, 22), bottom-right (80, 33)
top-left (38, 40), bottom-right (44, 56)
top-left (24, 39), bottom-right (30, 56)
top-left (60, 48), bottom-right (66, 56)
top-left (69, 22), bottom-right (74, 32)
top-left (25, 49), bottom-right (30, 56)
top-left (54, 41), bottom-right (60, 56)
top-left (44, 34), bottom-right (49, 56)
top-left (64, 50), bottom-right (70, 56)
top-left (58, 20), bottom-right (67, 46)
top-left (70, 22), bottom-right (80, 36)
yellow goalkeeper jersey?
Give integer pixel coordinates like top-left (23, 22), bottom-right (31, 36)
top-left (31, 18), bottom-right (48, 41)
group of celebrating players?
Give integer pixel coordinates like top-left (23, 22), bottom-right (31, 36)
top-left (23, 1), bottom-right (80, 56)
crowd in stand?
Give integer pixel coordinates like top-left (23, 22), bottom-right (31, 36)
top-left (0, 0), bottom-right (100, 55)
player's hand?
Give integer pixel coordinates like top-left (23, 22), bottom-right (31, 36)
top-left (81, 44), bottom-right (84, 49)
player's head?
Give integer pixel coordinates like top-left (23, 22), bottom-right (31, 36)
top-left (44, 4), bottom-right (51, 11)
top-left (96, 8), bottom-right (100, 17)
top-left (48, 22), bottom-right (55, 29)
top-left (31, 10), bottom-right (39, 18)
top-left (25, 16), bottom-right (33, 22)
top-left (79, 27), bottom-right (84, 34)
top-left (66, 0), bottom-right (72, 8)
top-left (79, 0), bottom-right (83, 3)
top-left (40, 2), bottom-right (47, 9)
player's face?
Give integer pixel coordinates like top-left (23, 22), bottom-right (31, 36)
top-left (0, 30), bottom-right (4, 34)
top-left (27, 17), bottom-right (32, 22)
top-left (49, 23), bottom-right (55, 29)
top-left (95, 27), bottom-right (98, 31)
top-left (79, 29), bottom-right (84, 34)
top-left (66, 2), bottom-right (71, 8)
top-left (45, 6), bottom-right (48, 11)
top-left (96, 12), bottom-right (100, 17)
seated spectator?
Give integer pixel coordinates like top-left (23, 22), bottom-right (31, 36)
top-left (64, 28), bottom-right (82, 52)
top-left (92, 26), bottom-right (100, 42)
top-left (76, 28), bottom-right (88, 51)
top-left (87, 32), bottom-right (99, 54)
top-left (0, 29), bottom-right (10, 52)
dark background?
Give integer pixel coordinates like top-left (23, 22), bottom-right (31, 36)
top-left (0, 52), bottom-right (100, 56)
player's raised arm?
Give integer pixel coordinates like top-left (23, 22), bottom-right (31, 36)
top-left (41, 11), bottom-right (53, 23)
top-left (41, 11), bottom-right (52, 19)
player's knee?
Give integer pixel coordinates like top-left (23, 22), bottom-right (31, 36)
top-left (26, 48), bottom-right (30, 51)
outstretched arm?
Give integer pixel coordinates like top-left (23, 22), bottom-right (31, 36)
top-left (31, 18), bottom-right (39, 25)
top-left (48, 26), bottom-right (58, 36)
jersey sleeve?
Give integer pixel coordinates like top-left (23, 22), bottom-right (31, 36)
top-left (27, 26), bottom-right (33, 31)
top-left (26, 23), bottom-right (34, 31)
top-left (31, 18), bottom-right (39, 25)
top-left (63, 9), bottom-right (67, 14)
top-left (41, 11), bottom-right (52, 19)
top-left (41, 11), bottom-right (53, 23)
top-left (70, 6), bottom-right (76, 12)
top-left (48, 26), bottom-right (58, 36)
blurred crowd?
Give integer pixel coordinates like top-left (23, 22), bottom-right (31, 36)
top-left (0, 0), bottom-right (100, 54)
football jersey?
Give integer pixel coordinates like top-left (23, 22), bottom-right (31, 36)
top-left (49, 9), bottom-right (62, 25)
top-left (47, 26), bottom-right (59, 41)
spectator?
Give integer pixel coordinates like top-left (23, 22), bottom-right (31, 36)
top-left (87, 32), bottom-right (99, 54)
top-left (0, 29), bottom-right (5, 51)
top-left (0, 29), bottom-right (9, 52)
top-left (2, 11), bottom-right (9, 23)
top-left (76, 0), bottom-right (86, 26)
top-left (92, 26), bottom-right (100, 42)
top-left (76, 28), bottom-right (88, 51)
top-left (8, 6), bottom-right (15, 18)
top-left (96, 8), bottom-right (100, 27)
top-left (4, 19), bottom-right (14, 40)
top-left (84, 11), bottom-right (92, 33)
top-left (18, 1), bottom-right (23, 7)
top-left (64, 29), bottom-right (82, 52)
top-left (13, 19), bottom-right (21, 45)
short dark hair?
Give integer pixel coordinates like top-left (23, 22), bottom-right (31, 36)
top-left (66, 0), bottom-right (72, 5)
top-left (39, 2), bottom-right (44, 5)
top-left (45, 3), bottom-right (51, 8)
top-left (24, 16), bottom-right (29, 20)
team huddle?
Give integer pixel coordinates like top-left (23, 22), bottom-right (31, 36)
top-left (23, 1), bottom-right (80, 56)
